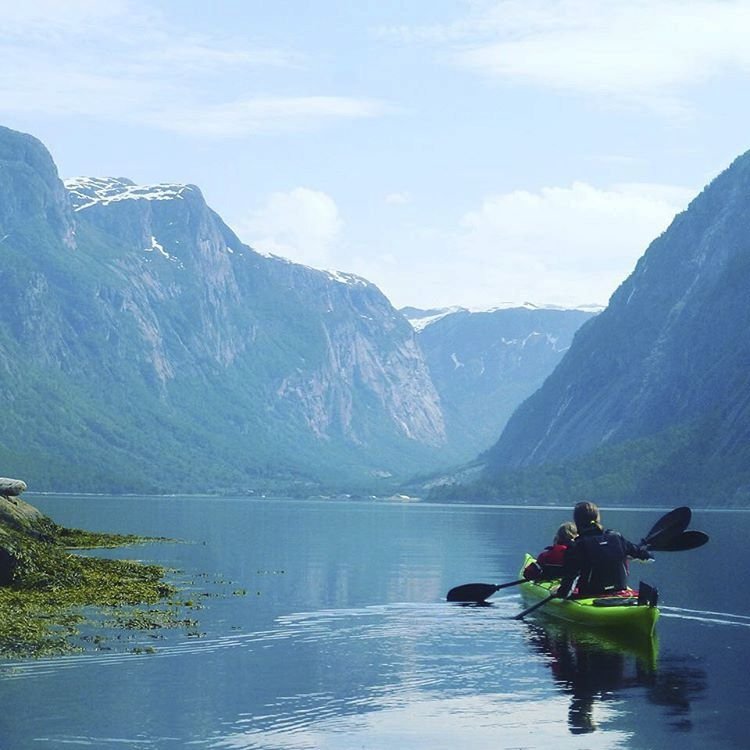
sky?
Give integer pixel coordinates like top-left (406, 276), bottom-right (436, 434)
top-left (2, 0), bottom-right (750, 310)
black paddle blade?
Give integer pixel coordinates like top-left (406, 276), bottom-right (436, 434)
top-left (648, 530), bottom-right (709, 552)
top-left (642, 506), bottom-right (691, 548)
top-left (446, 582), bottom-right (498, 602)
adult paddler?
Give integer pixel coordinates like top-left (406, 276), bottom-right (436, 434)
top-left (556, 501), bottom-right (653, 599)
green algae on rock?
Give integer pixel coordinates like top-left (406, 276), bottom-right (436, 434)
top-left (0, 490), bottom-right (185, 658)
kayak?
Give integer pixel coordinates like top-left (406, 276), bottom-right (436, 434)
top-left (518, 554), bottom-right (659, 638)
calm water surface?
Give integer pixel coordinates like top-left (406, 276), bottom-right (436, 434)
top-left (0, 496), bottom-right (747, 749)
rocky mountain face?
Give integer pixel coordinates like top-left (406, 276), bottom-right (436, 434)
top-left (483, 150), bottom-right (750, 505)
top-left (0, 125), bottom-right (598, 494)
top-left (0, 126), bottom-right (445, 492)
top-left (404, 305), bottom-right (598, 462)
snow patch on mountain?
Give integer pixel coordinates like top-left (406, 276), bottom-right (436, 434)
top-left (64, 177), bottom-right (194, 211)
top-left (257, 251), bottom-right (372, 289)
top-left (324, 269), bottom-right (371, 287)
top-left (403, 302), bottom-right (604, 331)
top-left (405, 307), bottom-right (465, 332)
top-left (144, 235), bottom-right (170, 259)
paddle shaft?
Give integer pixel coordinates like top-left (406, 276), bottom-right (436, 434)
top-left (514, 593), bottom-right (556, 620)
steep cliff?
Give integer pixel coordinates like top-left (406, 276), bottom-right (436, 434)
top-left (0, 126), bottom-right (74, 248)
top-left (483, 150), bottom-right (750, 505)
top-left (0, 126), bottom-right (445, 492)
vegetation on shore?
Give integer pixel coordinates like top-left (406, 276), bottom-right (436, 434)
top-left (0, 498), bottom-right (195, 659)
top-left (432, 419), bottom-right (750, 508)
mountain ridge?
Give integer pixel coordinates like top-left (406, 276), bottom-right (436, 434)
top-left (478, 148), bottom-right (750, 505)
top-left (0, 126), bottom-right (447, 492)
top-left (0, 124), bottom-right (596, 494)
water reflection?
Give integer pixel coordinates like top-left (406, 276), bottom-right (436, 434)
top-left (645, 652), bottom-right (708, 733)
top-left (523, 619), bottom-right (706, 736)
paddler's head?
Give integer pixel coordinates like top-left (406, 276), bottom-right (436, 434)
top-left (573, 501), bottom-right (602, 531)
top-left (554, 521), bottom-right (578, 545)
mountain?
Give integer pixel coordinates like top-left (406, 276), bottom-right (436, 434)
top-left (0, 126), bottom-right (445, 493)
top-left (479, 150), bottom-right (750, 506)
top-left (403, 304), bottom-right (598, 463)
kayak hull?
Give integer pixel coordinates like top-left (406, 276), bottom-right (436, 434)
top-left (518, 554), bottom-right (659, 638)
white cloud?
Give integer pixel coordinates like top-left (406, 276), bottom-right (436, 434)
top-left (235, 188), bottom-right (343, 267)
top-left (460, 181), bottom-right (693, 269)
top-left (455, 181), bottom-right (695, 303)
top-left (385, 192), bottom-right (412, 205)
top-left (0, 1), bottom-right (388, 136)
top-left (351, 181), bottom-right (695, 309)
top-left (145, 97), bottom-right (392, 137)
top-left (388, 1), bottom-right (750, 112)
top-left (0, 1), bottom-right (133, 37)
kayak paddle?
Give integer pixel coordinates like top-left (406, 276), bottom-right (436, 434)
top-left (646, 529), bottom-right (708, 552)
top-left (514, 593), bottom-right (556, 620)
top-left (446, 579), bottom-right (525, 603)
top-left (640, 506), bottom-right (691, 549)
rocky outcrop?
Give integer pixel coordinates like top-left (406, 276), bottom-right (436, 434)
top-left (0, 476), bottom-right (185, 656)
top-left (0, 126), bottom-right (75, 248)
top-left (0, 477), bottom-right (38, 584)
top-left (0, 477), bottom-right (27, 496)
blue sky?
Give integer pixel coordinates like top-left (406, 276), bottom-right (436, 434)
top-left (2, 0), bottom-right (750, 309)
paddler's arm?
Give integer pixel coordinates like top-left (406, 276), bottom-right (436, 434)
top-left (555, 543), bottom-right (580, 598)
top-left (622, 534), bottom-right (654, 561)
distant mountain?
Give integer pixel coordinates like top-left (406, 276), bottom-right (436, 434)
top-left (0, 125), bottom-right (601, 495)
top-left (403, 305), bottom-right (598, 463)
top-left (477, 150), bottom-right (750, 506)
top-left (0, 126), bottom-right (445, 493)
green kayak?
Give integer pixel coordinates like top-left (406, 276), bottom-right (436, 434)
top-left (518, 553), bottom-right (659, 638)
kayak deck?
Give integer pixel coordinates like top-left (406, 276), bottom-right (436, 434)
top-left (519, 554), bottom-right (659, 638)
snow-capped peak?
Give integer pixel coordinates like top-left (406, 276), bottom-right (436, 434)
top-left (403, 302), bottom-right (604, 331)
top-left (322, 268), bottom-right (371, 287)
top-left (64, 176), bottom-right (195, 212)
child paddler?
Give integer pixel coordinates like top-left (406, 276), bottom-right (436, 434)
top-left (524, 521), bottom-right (578, 581)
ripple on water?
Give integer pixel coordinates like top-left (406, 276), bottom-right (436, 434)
top-left (10, 599), bottom-right (634, 749)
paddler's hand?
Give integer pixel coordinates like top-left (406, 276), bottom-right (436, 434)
top-left (632, 546), bottom-right (655, 562)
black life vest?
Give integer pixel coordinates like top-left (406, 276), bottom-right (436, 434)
top-left (576, 529), bottom-right (629, 595)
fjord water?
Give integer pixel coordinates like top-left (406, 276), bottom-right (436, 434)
top-left (1, 497), bottom-right (747, 749)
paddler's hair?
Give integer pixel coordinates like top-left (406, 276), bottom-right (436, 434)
top-left (554, 521), bottom-right (578, 545)
top-left (573, 501), bottom-right (602, 530)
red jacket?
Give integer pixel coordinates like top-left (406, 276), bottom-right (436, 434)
top-left (537, 544), bottom-right (568, 567)
top-left (524, 544), bottom-right (569, 580)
